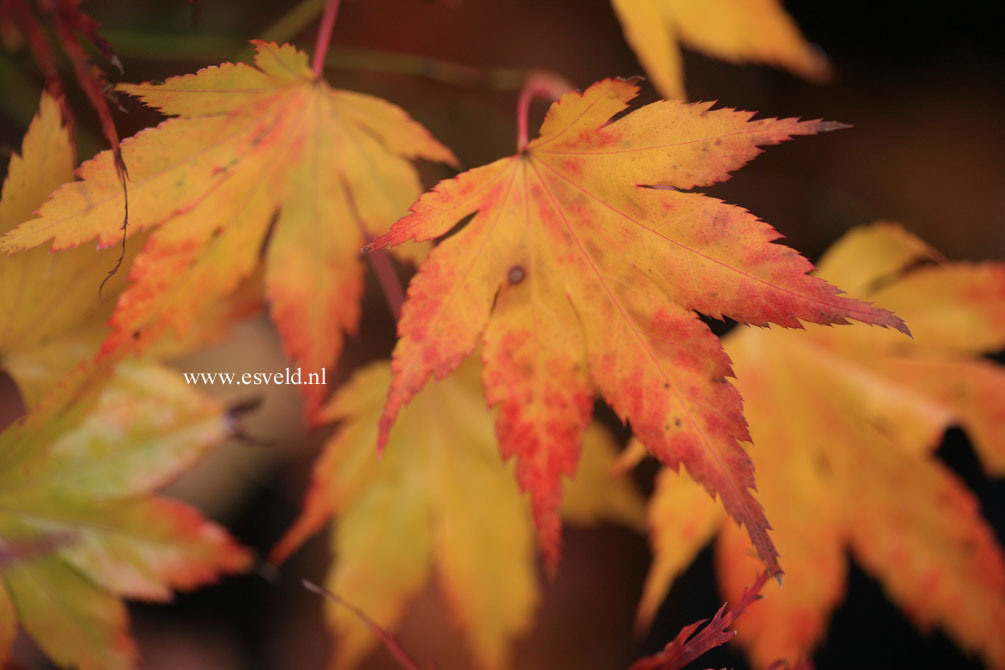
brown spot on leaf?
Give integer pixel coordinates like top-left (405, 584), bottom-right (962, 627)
top-left (508, 265), bottom-right (526, 284)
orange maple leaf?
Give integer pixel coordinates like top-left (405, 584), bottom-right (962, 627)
top-left (636, 223), bottom-right (1005, 667)
top-left (0, 41), bottom-right (456, 418)
top-left (0, 358), bottom-right (250, 670)
top-left (611, 0), bottom-right (830, 99)
top-left (365, 78), bottom-right (908, 572)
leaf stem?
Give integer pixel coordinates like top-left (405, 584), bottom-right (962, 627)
top-left (344, 182), bottom-right (405, 322)
top-left (364, 245), bottom-right (404, 323)
top-left (311, 0), bottom-right (341, 78)
top-left (516, 70), bottom-right (574, 152)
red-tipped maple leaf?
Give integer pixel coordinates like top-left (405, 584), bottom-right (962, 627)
top-left (366, 78), bottom-right (908, 571)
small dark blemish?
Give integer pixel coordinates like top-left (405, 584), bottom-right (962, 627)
top-left (131, 330), bottom-right (141, 340)
top-left (663, 383), bottom-right (670, 390)
top-left (508, 265), bottom-right (526, 285)
top-left (674, 418), bottom-right (682, 427)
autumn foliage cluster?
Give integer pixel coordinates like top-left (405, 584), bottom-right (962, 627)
top-left (0, 1), bottom-right (1002, 669)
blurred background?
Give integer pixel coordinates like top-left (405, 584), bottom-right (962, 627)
top-left (0, 0), bottom-right (1002, 668)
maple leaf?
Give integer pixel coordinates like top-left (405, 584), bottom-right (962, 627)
top-left (270, 358), bottom-right (644, 670)
top-left (0, 358), bottom-right (251, 670)
top-left (365, 78), bottom-right (907, 572)
top-left (631, 571), bottom-right (768, 670)
top-left (611, 0), bottom-right (830, 100)
top-left (0, 93), bottom-right (259, 409)
top-left (637, 223), bottom-right (1005, 667)
top-left (0, 41), bottom-right (456, 418)
top-left (3, 0), bottom-right (125, 166)
top-left (0, 93), bottom-right (133, 407)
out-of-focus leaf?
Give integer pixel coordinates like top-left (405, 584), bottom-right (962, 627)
top-left (272, 358), bottom-right (642, 669)
top-left (0, 359), bottom-right (251, 670)
top-left (611, 0), bottom-right (830, 99)
top-left (640, 223), bottom-right (1005, 667)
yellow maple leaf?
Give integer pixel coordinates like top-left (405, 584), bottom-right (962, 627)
top-left (0, 41), bottom-right (456, 418)
top-left (0, 93), bottom-right (261, 409)
top-left (0, 93), bottom-right (136, 407)
top-left (637, 223), bottom-right (1005, 667)
top-left (611, 0), bottom-right (830, 99)
top-left (271, 358), bottom-right (644, 669)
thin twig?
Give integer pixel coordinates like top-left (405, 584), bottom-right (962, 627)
top-left (302, 579), bottom-right (423, 670)
top-left (326, 46), bottom-right (525, 89)
top-left (100, 30), bottom-right (530, 91)
top-left (259, 0), bottom-right (326, 45)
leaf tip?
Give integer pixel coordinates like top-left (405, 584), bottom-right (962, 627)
top-left (875, 309), bottom-right (912, 337)
top-left (363, 231), bottom-right (394, 254)
top-left (817, 120), bottom-right (851, 133)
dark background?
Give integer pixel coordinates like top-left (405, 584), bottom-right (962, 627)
top-left (0, 1), bottom-right (1002, 668)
